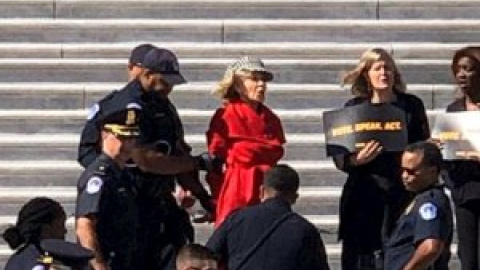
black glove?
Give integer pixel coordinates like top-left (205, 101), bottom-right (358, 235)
top-left (194, 153), bottom-right (224, 172)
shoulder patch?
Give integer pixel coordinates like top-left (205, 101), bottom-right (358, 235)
top-left (419, 202), bottom-right (437, 221)
top-left (86, 176), bottom-right (103, 194)
top-left (86, 103), bottom-right (100, 120)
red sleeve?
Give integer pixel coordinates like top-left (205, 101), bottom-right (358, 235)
top-left (206, 108), bottom-right (228, 201)
top-left (207, 108), bottom-right (229, 159)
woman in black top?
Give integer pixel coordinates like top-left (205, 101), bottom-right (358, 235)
top-left (3, 197), bottom-right (67, 270)
top-left (334, 48), bottom-right (430, 270)
top-left (445, 46), bottom-right (480, 270)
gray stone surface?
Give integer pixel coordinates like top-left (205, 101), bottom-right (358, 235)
top-left (61, 43), bottom-right (382, 60)
top-left (0, 1), bottom-right (53, 18)
top-left (1, 20), bottom-right (480, 44)
top-left (0, 138), bottom-right (329, 161)
top-left (379, 0), bottom-right (480, 19)
top-left (0, 109), bottom-right (440, 134)
top-left (0, 83), bottom-right (456, 111)
top-left (0, 20), bottom-right (222, 43)
top-left (0, 42), bottom-right (466, 60)
top-left (55, 0), bottom-right (377, 19)
top-left (224, 20), bottom-right (480, 43)
top-left (0, 58), bottom-right (456, 85)
top-left (0, 164), bottom-right (345, 187)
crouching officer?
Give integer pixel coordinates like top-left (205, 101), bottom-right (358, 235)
top-left (384, 142), bottom-right (453, 270)
top-left (75, 107), bottom-right (141, 270)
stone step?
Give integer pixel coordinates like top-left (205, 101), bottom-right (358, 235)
top-left (0, 214), bottom-right (338, 245)
top-left (0, 246), bottom-right (461, 270)
top-left (0, 213), bottom-right (462, 252)
top-left (2, 0), bottom-right (480, 20)
top-left (0, 82), bottom-right (456, 110)
top-left (0, 160), bottom-right (344, 187)
top-left (0, 186), bottom-right (340, 216)
top-left (0, 133), bottom-right (330, 161)
top-left (0, 108), bottom-right (445, 134)
top-left (0, 19), bottom-right (479, 43)
top-left (0, 42), bottom-right (468, 60)
top-left (0, 57), bottom-right (460, 84)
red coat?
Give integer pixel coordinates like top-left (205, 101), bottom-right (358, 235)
top-left (206, 99), bottom-right (286, 226)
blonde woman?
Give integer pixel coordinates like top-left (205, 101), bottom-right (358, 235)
top-left (334, 48), bottom-right (430, 270)
top-left (206, 56), bottom-right (286, 227)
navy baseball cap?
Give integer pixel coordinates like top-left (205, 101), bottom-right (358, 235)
top-left (129, 44), bottom-right (155, 65)
top-left (141, 47), bottom-right (187, 86)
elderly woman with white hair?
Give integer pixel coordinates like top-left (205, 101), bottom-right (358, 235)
top-left (205, 56), bottom-right (286, 227)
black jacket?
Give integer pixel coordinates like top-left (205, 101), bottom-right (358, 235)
top-left (207, 198), bottom-right (330, 270)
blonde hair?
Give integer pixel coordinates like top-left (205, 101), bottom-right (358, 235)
top-left (342, 48), bottom-right (406, 97)
top-left (213, 68), bottom-right (252, 100)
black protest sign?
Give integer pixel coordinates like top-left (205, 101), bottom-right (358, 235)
top-left (432, 111), bottom-right (480, 160)
top-left (323, 103), bottom-right (408, 156)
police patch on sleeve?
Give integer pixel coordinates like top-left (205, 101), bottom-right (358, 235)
top-left (419, 202), bottom-right (437, 221)
top-left (86, 103), bottom-right (100, 120)
top-left (86, 176), bottom-right (103, 194)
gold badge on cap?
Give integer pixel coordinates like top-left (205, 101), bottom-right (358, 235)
top-left (126, 109), bottom-right (136, 125)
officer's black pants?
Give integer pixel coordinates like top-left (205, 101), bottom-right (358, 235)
top-left (136, 195), bottom-right (193, 270)
top-left (341, 240), bottom-right (383, 270)
top-left (455, 200), bottom-right (480, 270)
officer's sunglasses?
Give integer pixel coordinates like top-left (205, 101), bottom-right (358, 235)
top-left (401, 166), bottom-right (423, 176)
top-left (184, 267), bottom-right (217, 270)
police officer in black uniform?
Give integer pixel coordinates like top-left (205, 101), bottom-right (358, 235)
top-left (206, 164), bottom-right (330, 270)
top-left (3, 197), bottom-right (81, 270)
top-left (385, 142), bottom-right (453, 270)
top-left (75, 107), bottom-right (141, 270)
top-left (77, 45), bottom-right (216, 270)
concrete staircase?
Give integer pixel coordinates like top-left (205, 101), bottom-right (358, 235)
top-left (0, 0), bottom-right (476, 268)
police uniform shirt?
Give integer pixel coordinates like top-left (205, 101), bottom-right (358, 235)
top-left (5, 240), bottom-right (93, 270)
top-left (5, 244), bottom-right (43, 270)
top-left (75, 154), bottom-right (137, 257)
top-left (384, 185), bottom-right (453, 270)
top-left (78, 79), bottom-right (144, 168)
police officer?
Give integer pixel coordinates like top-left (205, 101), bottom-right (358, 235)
top-left (77, 45), bottom-right (216, 270)
top-left (78, 43), bottom-right (155, 168)
top-left (384, 142), bottom-right (453, 270)
top-left (4, 197), bottom-right (71, 270)
top-left (75, 107), bottom-right (141, 270)
top-left (206, 164), bottom-right (330, 270)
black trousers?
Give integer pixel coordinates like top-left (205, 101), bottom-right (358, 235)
top-left (341, 240), bottom-right (382, 270)
top-left (136, 195), bottom-right (193, 270)
top-left (455, 200), bottom-right (480, 270)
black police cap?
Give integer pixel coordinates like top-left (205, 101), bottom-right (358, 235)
top-left (40, 239), bottom-right (94, 267)
top-left (141, 47), bottom-right (187, 86)
top-left (100, 107), bottom-right (140, 137)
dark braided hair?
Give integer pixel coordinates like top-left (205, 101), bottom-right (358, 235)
top-left (2, 197), bottom-right (65, 249)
